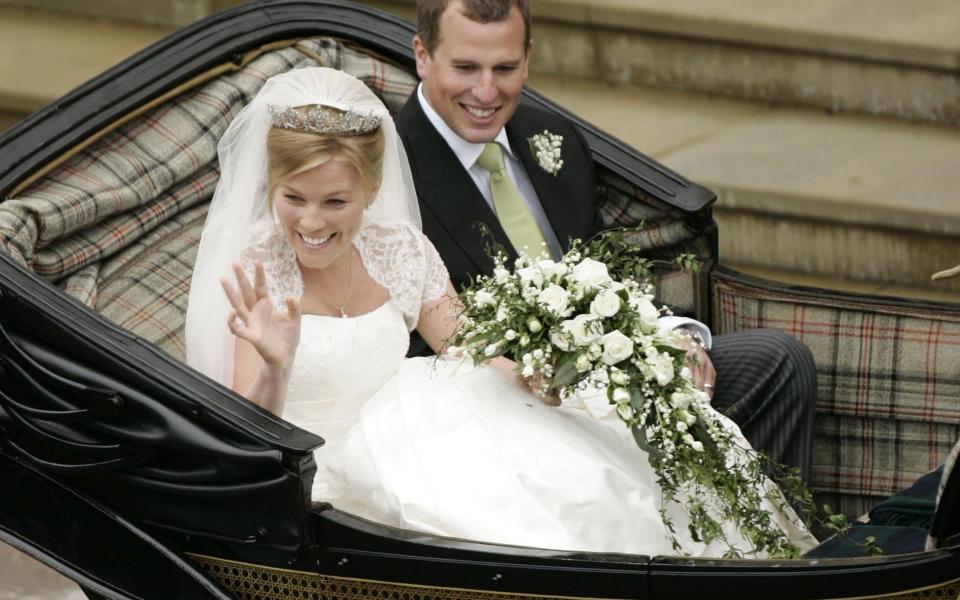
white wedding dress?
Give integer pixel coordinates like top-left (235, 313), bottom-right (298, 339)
top-left (277, 221), bottom-right (816, 558)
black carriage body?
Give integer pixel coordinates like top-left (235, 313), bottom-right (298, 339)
top-left (1, 2), bottom-right (959, 599)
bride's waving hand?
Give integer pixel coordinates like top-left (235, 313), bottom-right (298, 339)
top-left (223, 260), bottom-right (301, 415)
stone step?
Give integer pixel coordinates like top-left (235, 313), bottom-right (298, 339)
top-left (0, 5), bottom-right (170, 119)
top-left (367, 0), bottom-right (960, 125)
top-left (528, 73), bottom-right (960, 299)
top-left (4, 0), bottom-right (959, 123)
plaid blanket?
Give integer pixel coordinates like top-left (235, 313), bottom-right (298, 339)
top-left (713, 269), bottom-right (960, 517)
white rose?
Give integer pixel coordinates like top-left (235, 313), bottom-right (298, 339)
top-left (590, 288), bottom-right (621, 318)
top-left (550, 329), bottom-right (571, 351)
top-left (496, 305), bottom-right (509, 321)
top-left (533, 349), bottom-right (544, 360)
top-left (600, 330), bottom-right (634, 365)
top-left (631, 296), bottom-right (660, 331)
top-left (527, 317), bottom-right (542, 333)
top-left (570, 258), bottom-right (611, 291)
top-left (474, 290), bottom-right (495, 307)
top-left (562, 314), bottom-right (602, 347)
top-left (616, 403), bottom-right (635, 421)
top-left (505, 329), bottom-right (517, 340)
top-left (519, 335), bottom-right (530, 346)
top-left (521, 365), bottom-right (535, 377)
top-left (537, 259), bottom-right (567, 282)
top-left (494, 266), bottom-right (510, 284)
top-left (670, 390), bottom-right (693, 410)
top-left (646, 352), bottom-right (675, 385)
top-left (610, 368), bottom-right (631, 386)
top-left (537, 285), bottom-right (570, 315)
top-left (517, 266), bottom-right (544, 288)
top-left (484, 342), bottom-right (503, 356)
top-left (575, 354), bottom-right (593, 372)
top-left (611, 387), bottom-right (631, 404)
top-left (676, 421), bottom-right (688, 433)
top-left (522, 353), bottom-right (533, 365)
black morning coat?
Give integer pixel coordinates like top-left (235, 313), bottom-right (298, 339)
top-left (396, 94), bottom-right (599, 356)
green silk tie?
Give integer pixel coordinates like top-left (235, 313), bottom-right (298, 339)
top-left (476, 142), bottom-right (548, 258)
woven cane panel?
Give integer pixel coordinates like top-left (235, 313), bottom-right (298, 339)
top-left (189, 554), bottom-right (581, 600)
top-left (190, 554), bottom-right (960, 600)
top-left (866, 578), bottom-right (960, 600)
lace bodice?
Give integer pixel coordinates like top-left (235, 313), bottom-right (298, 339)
top-left (246, 219), bottom-right (448, 331)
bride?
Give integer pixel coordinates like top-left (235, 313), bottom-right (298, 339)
top-left (185, 67), bottom-right (815, 558)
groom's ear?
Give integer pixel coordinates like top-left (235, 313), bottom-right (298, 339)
top-left (413, 35), bottom-right (430, 80)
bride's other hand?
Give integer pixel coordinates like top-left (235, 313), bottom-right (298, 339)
top-left (221, 261), bottom-right (301, 371)
top-left (487, 357), bottom-right (560, 406)
top-left (520, 371), bottom-right (561, 406)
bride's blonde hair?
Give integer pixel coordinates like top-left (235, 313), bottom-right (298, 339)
top-left (266, 105), bottom-right (385, 208)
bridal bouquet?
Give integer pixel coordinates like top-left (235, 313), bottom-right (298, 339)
top-left (450, 230), bottom-right (810, 558)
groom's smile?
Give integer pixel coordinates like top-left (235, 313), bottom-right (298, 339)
top-left (414, 0), bottom-right (530, 144)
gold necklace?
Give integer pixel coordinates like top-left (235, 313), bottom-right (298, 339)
top-left (304, 249), bottom-right (354, 318)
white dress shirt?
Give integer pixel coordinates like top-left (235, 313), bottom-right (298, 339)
top-left (416, 85), bottom-right (563, 259)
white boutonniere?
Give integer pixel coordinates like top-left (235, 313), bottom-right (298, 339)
top-left (528, 130), bottom-right (564, 176)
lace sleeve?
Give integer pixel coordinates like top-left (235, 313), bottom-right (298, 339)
top-left (356, 220), bottom-right (450, 331)
top-left (240, 226), bottom-right (304, 311)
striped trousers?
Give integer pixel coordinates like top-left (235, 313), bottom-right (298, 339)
top-left (708, 329), bottom-right (818, 484)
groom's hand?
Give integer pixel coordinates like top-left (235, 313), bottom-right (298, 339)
top-left (674, 335), bottom-right (716, 397)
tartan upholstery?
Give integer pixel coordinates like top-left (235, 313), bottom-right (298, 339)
top-left (596, 169), bottom-right (714, 319)
top-left (713, 271), bottom-right (960, 517)
top-left (0, 38), bottom-right (418, 360)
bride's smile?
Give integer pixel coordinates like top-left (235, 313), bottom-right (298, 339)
top-left (274, 158), bottom-right (368, 272)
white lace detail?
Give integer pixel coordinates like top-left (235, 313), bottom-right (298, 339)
top-left (356, 220), bottom-right (449, 331)
top-left (246, 220), bottom-right (449, 328)
top-left (240, 224), bottom-right (304, 311)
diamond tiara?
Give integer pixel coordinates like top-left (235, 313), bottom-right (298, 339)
top-left (268, 104), bottom-right (382, 136)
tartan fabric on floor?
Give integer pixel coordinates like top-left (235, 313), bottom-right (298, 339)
top-left (712, 268), bottom-right (960, 517)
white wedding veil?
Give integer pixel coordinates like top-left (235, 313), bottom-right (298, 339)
top-left (185, 67), bottom-right (420, 387)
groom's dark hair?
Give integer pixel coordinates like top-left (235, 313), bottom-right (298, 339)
top-left (417, 0), bottom-right (531, 56)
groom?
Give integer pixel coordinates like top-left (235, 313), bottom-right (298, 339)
top-left (397, 0), bottom-right (817, 482)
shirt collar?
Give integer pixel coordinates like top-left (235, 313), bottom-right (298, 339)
top-left (417, 83), bottom-right (516, 170)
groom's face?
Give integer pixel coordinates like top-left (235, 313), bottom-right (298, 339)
top-left (414, 0), bottom-right (530, 143)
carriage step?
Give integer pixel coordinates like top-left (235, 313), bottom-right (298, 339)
top-left (529, 73), bottom-right (960, 299)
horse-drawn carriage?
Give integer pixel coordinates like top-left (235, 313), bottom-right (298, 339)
top-left (0, 1), bottom-right (957, 598)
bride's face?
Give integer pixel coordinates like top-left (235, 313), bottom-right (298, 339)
top-left (273, 159), bottom-right (368, 271)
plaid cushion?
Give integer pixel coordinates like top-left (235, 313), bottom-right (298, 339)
top-left (596, 169), bottom-right (714, 320)
top-left (713, 271), bottom-right (960, 517)
top-left (3, 38), bottom-right (419, 361)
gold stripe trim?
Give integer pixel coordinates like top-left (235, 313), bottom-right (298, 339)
top-left (823, 573), bottom-right (960, 600)
top-left (188, 552), bottom-right (960, 600)
top-left (187, 552), bottom-right (625, 600)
